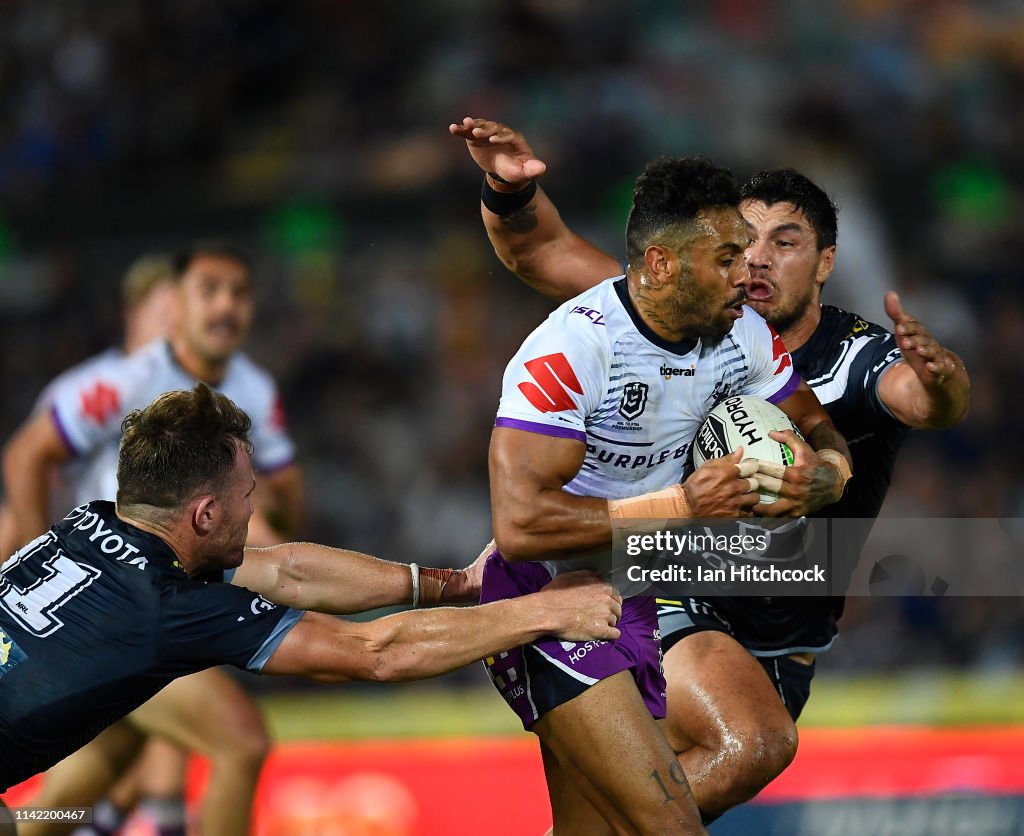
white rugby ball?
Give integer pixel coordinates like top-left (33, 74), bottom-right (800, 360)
top-left (692, 395), bottom-right (801, 503)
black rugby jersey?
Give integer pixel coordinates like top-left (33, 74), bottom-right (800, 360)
top-left (0, 501), bottom-right (300, 791)
top-left (663, 306), bottom-right (909, 654)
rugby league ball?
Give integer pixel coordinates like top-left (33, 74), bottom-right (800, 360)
top-left (692, 395), bottom-right (801, 504)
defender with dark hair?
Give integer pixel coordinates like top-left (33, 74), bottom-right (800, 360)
top-left (452, 116), bottom-right (969, 825)
top-left (0, 385), bottom-right (623, 825)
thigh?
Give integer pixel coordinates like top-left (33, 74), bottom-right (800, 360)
top-left (661, 630), bottom-right (795, 754)
top-left (127, 667), bottom-right (264, 754)
top-left (535, 670), bottom-right (703, 835)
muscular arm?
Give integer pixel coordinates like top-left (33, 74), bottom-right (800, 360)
top-left (1, 410), bottom-right (72, 556)
top-left (877, 292), bottom-right (969, 429)
top-left (231, 542), bottom-right (477, 613)
top-left (489, 427), bottom-right (611, 562)
top-left (261, 576), bottom-right (622, 683)
top-left (450, 117), bottom-right (619, 302)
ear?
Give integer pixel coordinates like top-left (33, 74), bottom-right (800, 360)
top-left (815, 245), bottom-right (836, 291)
top-left (191, 495), bottom-right (217, 537)
top-left (643, 244), bottom-right (676, 288)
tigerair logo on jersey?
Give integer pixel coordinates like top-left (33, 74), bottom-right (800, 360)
top-left (769, 326), bottom-right (793, 376)
top-left (518, 353), bottom-right (584, 413)
top-left (0, 627), bottom-right (28, 680)
top-left (660, 365), bottom-right (695, 380)
top-left (65, 506), bottom-right (149, 570)
top-left (79, 380), bottom-right (121, 424)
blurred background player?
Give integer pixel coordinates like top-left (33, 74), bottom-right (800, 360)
top-left (452, 116), bottom-right (970, 822)
top-left (2, 244), bottom-right (305, 836)
top-left (482, 154), bottom-right (850, 834)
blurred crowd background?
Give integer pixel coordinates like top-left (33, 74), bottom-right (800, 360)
top-left (1, 0), bottom-right (1022, 676)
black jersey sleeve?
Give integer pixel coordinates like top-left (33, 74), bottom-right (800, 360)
top-left (845, 330), bottom-right (905, 425)
top-left (159, 582), bottom-right (301, 673)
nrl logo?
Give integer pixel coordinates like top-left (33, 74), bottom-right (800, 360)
top-left (619, 381), bottom-right (649, 421)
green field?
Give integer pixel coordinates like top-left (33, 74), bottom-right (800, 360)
top-left (259, 672), bottom-right (1024, 741)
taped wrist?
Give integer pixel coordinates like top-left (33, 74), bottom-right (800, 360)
top-left (417, 566), bottom-right (454, 607)
top-left (481, 176), bottom-right (537, 215)
top-left (818, 449), bottom-right (852, 494)
top-left (608, 484), bottom-right (691, 526)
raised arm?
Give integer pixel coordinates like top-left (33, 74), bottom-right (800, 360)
top-left (1, 410), bottom-right (72, 556)
top-left (449, 117), bottom-right (621, 302)
top-left (261, 573), bottom-right (622, 682)
top-left (231, 541), bottom-right (478, 613)
top-left (877, 291), bottom-right (970, 429)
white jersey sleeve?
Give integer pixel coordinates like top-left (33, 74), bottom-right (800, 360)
top-left (248, 382), bottom-right (295, 473)
top-left (733, 308), bottom-right (800, 404)
top-left (495, 308), bottom-right (609, 442)
top-left (47, 352), bottom-right (139, 457)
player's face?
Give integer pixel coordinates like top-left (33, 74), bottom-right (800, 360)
top-left (668, 207), bottom-right (750, 342)
top-left (211, 444), bottom-right (256, 569)
top-left (177, 254), bottom-right (254, 364)
top-left (741, 200), bottom-right (834, 337)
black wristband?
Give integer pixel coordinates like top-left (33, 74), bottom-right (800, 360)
top-left (481, 177), bottom-right (537, 216)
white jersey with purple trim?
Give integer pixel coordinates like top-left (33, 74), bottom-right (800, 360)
top-left (48, 339), bottom-right (295, 506)
top-left (495, 277), bottom-right (797, 584)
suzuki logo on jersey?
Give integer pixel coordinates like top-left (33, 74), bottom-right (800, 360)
top-left (619, 381), bottom-right (649, 421)
top-left (80, 380), bottom-right (121, 424)
top-left (518, 353), bottom-right (584, 414)
top-left (661, 365), bottom-right (695, 379)
top-left (770, 327), bottom-right (793, 376)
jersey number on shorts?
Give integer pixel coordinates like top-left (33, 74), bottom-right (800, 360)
top-left (0, 533), bottom-right (101, 636)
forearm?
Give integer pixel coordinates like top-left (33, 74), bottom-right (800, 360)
top-left (493, 487), bottom-right (612, 562)
top-left (250, 542), bottom-right (412, 613)
top-left (805, 420), bottom-right (851, 468)
top-left (909, 349), bottom-right (970, 429)
top-left (367, 596), bottom-right (552, 682)
top-left (482, 179), bottom-right (619, 302)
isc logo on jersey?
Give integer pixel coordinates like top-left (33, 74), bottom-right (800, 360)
top-left (692, 396), bottom-right (801, 503)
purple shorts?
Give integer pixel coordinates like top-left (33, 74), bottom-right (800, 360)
top-left (480, 551), bottom-right (666, 730)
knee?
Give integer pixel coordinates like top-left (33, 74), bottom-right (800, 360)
top-left (721, 719), bottom-right (798, 796)
top-left (207, 699), bottom-right (271, 769)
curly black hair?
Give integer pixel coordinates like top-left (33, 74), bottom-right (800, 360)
top-left (626, 156), bottom-right (740, 263)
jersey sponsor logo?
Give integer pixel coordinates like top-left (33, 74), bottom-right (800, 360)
top-left (872, 346), bottom-right (902, 373)
top-left (0, 627), bottom-right (27, 679)
top-left (569, 305), bottom-right (606, 325)
top-left (270, 394), bottom-right (287, 431)
top-left (67, 508), bottom-right (149, 569)
top-left (79, 380), bottom-right (121, 424)
top-left (847, 317), bottom-right (870, 337)
top-left (565, 639), bottom-right (608, 665)
top-left (769, 327), bottom-right (793, 376)
top-left (586, 441), bottom-right (689, 470)
top-left (619, 381), bottom-right (649, 420)
top-left (250, 595), bottom-right (276, 615)
top-left (660, 364), bottom-right (695, 379)
top-left (518, 353), bottom-right (584, 413)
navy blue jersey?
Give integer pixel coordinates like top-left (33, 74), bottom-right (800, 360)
top-left (0, 501), bottom-right (301, 791)
top-left (662, 306), bottom-right (909, 655)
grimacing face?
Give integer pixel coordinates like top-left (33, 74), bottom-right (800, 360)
top-left (177, 253), bottom-right (254, 365)
top-left (666, 206), bottom-right (750, 342)
top-left (741, 199), bottom-right (834, 337)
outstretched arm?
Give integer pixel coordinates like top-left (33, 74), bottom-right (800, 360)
top-left (877, 291), bottom-right (970, 429)
top-left (232, 542), bottom-right (478, 613)
top-left (449, 117), bottom-right (621, 301)
top-left (261, 572), bottom-right (622, 683)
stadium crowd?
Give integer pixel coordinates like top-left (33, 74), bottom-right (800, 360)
top-left (1, 0), bottom-right (1022, 675)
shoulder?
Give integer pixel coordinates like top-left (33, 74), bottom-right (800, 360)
top-left (223, 352), bottom-right (279, 398)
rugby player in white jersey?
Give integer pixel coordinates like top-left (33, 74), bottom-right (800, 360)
top-left (2, 244), bottom-right (303, 836)
top-left (475, 153), bottom-right (852, 834)
top-left (452, 117), bottom-right (970, 824)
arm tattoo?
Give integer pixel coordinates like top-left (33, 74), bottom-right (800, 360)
top-left (499, 205), bottom-right (539, 235)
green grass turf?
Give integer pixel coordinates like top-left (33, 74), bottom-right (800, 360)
top-left (258, 672), bottom-right (1024, 741)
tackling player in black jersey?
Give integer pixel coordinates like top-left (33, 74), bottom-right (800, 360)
top-left (451, 117), bottom-right (970, 824)
top-left (0, 385), bottom-right (623, 833)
